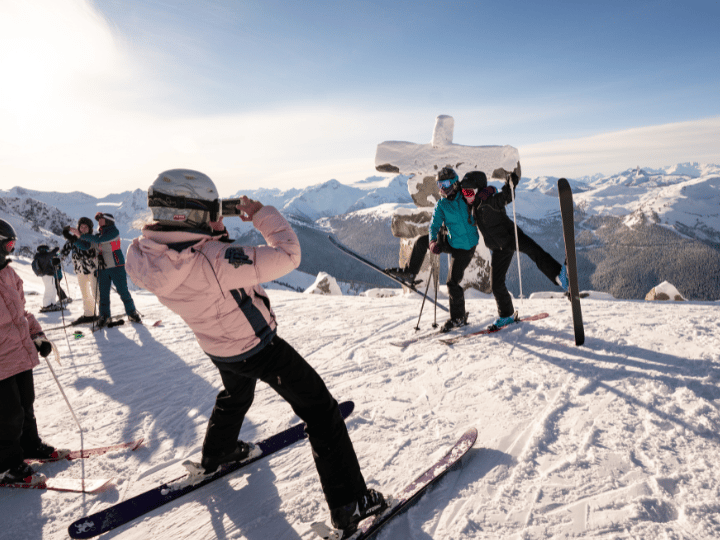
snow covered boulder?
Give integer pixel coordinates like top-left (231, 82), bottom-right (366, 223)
top-left (304, 272), bottom-right (343, 296)
top-left (645, 281), bottom-right (685, 301)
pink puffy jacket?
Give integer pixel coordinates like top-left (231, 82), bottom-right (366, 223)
top-left (0, 263), bottom-right (43, 381)
top-left (125, 206), bottom-right (301, 358)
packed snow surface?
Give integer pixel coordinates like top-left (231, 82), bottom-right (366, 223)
top-left (3, 258), bottom-right (720, 540)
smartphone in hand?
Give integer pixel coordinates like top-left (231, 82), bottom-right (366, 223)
top-left (221, 199), bottom-right (245, 217)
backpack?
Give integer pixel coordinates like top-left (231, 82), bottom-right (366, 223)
top-left (31, 258), bottom-right (43, 277)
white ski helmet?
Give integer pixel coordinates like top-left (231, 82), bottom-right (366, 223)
top-left (148, 169), bottom-right (220, 228)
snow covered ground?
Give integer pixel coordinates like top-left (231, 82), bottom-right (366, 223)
top-left (3, 257), bottom-right (720, 540)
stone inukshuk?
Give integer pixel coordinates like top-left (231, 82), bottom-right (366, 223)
top-left (374, 115), bottom-right (521, 293)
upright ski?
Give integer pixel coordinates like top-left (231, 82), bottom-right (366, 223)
top-left (68, 401), bottom-right (355, 539)
top-left (328, 236), bottom-right (448, 313)
top-left (557, 179), bottom-right (585, 346)
top-left (311, 427), bottom-right (477, 540)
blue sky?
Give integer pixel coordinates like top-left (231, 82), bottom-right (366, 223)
top-left (1, 0), bottom-right (719, 197)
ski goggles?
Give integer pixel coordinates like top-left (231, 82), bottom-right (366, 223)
top-left (2, 239), bottom-right (15, 253)
top-left (148, 190), bottom-right (221, 222)
top-left (462, 189), bottom-right (475, 199)
top-left (437, 178), bottom-right (455, 190)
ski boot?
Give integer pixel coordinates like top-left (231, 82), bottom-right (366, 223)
top-left (556, 264), bottom-right (569, 290)
top-left (488, 311), bottom-right (519, 331)
top-left (24, 441), bottom-right (70, 462)
top-left (384, 267), bottom-right (419, 285)
top-left (0, 462), bottom-right (47, 486)
top-left (440, 313), bottom-right (469, 333)
top-left (330, 488), bottom-right (388, 537)
top-left (184, 441), bottom-right (257, 477)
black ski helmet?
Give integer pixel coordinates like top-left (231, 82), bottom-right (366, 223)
top-left (0, 218), bottom-right (18, 261)
top-left (461, 171), bottom-right (487, 190)
top-left (437, 167), bottom-right (458, 183)
top-left (78, 217), bottom-right (94, 233)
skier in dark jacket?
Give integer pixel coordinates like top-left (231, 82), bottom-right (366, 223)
top-left (461, 170), bottom-right (568, 328)
top-left (32, 245), bottom-right (69, 312)
top-left (70, 213), bottom-right (140, 327)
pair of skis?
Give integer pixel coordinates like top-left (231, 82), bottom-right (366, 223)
top-left (389, 313), bottom-right (550, 347)
top-left (0, 439), bottom-right (144, 493)
top-left (66, 402), bottom-right (476, 540)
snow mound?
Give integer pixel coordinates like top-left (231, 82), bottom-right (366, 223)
top-left (645, 281), bottom-right (685, 301)
top-left (304, 272), bottom-right (342, 295)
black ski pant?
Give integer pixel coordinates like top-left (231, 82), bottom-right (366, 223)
top-left (491, 227), bottom-right (562, 317)
top-left (406, 235), bottom-right (476, 320)
top-left (0, 370), bottom-right (42, 471)
top-left (54, 276), bottom-right (68, 301)
top-left (205, 336), bottom-right (366, 510)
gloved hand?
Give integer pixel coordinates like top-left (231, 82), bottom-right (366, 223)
top-left (506, 172), bottom-right (519, 187)
top-left (51, 257), bottom-right (61, 267)
top-left (428, 241), bottom-right (441, 254)
top-left (235, 196), bottom-right (264, 222)
top-left (33, 336), bottom-right (53, 358)
top-left (209, 215), bottom-right (226, 232)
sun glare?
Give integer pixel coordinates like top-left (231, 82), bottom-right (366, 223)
top-left (0, 0), bottom-right (126, 136)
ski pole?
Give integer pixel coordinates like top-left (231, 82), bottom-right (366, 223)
top-left (433, 254), bottom-right (439, 328)
top-left (45, 342), bottom-right (86, 487)
top-left (414, 266), bottom-right (433, 331)
top-left (58, 259), bottom-right (74, 352)
top-left (509, 177), bottom-right (523, 307)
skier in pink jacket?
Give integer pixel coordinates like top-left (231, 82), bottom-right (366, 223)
top-left (0, 219), bottom-right (67, 486)
top-left (125, 169), bottom-right (386, 535)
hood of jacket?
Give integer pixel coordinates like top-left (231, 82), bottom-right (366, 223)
top-left (126, 228), bottom-right (212, 297)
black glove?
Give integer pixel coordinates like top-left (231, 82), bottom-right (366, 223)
top-left (506, 172), bottom-right (519, 187)
top-left (33, 336), bottom-right (53, 358)
top-left (62, 226), bottom-right (76, 242)
top-left (501, 182), bottom-right (514, 202)
top-left (52, 257), bottom-right (61, 267)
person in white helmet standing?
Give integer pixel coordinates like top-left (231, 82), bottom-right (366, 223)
top-left (125, 169), bottom-right (387, 536)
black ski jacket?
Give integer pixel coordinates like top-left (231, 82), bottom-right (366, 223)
top-left (470, 183), bottom-right (517, 251)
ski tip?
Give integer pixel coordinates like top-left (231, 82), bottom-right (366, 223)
top-left (464, 427), bottom-right (479, 445)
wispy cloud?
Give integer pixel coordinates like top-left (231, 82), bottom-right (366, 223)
top-left (519, 117), bottom-right (720, 178)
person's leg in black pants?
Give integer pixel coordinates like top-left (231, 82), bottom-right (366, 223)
top-left (0, 370), bottom-right (41, 470)
top-left (206, 337), bottom-right (366, 510)
top-left (491, 248), bottom-right (516, 318)
top-left (516, 228), bottom-right (562, 285)
top-left (446, 246), bottom-right (476, 320)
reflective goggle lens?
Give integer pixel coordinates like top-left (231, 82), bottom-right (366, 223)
top-left (437, 179), bottom-right (453, 189)
top-left (4, 240), bottom-right (15, 252)
top-left (462, 189), bottom-right (475, 198)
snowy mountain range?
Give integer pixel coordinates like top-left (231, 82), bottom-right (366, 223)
top-left (2, 162), bottom-right (719, 299)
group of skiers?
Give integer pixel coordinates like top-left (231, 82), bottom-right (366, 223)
top-left (386, 166), bottom-right (569, 332)
top-left (1, 165), bottom-right (569, 537)
top-left (29, 213), bottom-right (141, 327)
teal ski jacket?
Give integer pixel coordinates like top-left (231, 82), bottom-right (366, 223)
top-left (429, 194), bottom-right (479, 251)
